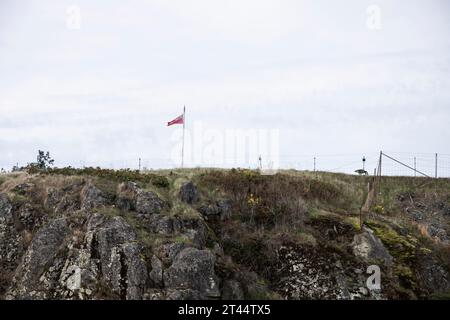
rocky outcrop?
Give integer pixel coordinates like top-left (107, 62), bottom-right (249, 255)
top-left (427, 224), bottom-right (449, 244)
top-left (45, 181), bottom-right (83, 214)
top-left (116, 182), bottom-right (167, 215)
top-left (136, 191), bottom-right (166, 215)
top-left (146, 215), bottom-right (208, 248)
top-left (15, 203), bottom-right (44, 233)
top-left (141, 246), bottom-right (223, 300)
top-left (1, 172), bottom-right (450, 301)
top-left (0, 194), bottom-right (24, 294)
top-left (397, 191), bottom-right (450, 245)
top-left (164, 247), bottom-right (220, 299)
top-left (87, 214), bottom-right (148, 299)
top-left (154, 242), bottom-right (189, 265)
top-left (273, 245), bottom-right (383, 300)
top-left (415, 254), bottom-right (450, 295)
top-left (116, 182), bottom-right (139, 211)
top-left (0, 194), bottom-right (12, 219)
top-left (352, 226), bottom-right (394, 267)
top-left (222, 280), bottom-right (244, 300)
top-left (149, 255), bottom-right (163, 287)
top-left (6, 218), bottom-right (69, 299)
top-left (179, 182), bottom-right (199, 204)
top-left (198, 199), bottom-right (232, 220)
top-left (1, 178), bottom-right (214, 300)
top-left (81, 183), bottom-right (109, 211)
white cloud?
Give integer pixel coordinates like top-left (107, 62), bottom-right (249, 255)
top-left (1, 0), bottom-right (450, 172)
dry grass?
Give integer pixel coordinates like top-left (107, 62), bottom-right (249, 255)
top-left (0, 172), bottom-right (29, 193)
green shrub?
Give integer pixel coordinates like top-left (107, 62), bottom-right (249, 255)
top-left (26, 167), bottom-right (169, 189)
top-left (373, 205), bottom-right (385, 214)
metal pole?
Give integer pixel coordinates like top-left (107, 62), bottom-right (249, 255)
top-left (435, 153), bottom-right (437, 178)
top-left (379, 151), bottom-right (382, 177)
top-left (139, 158), bottom-right (141, 171)
top-left (414, 157), bottom-right (416, 177)
top-left (313, 157), bottom-right (316, 172)
top-left (181, 105), bottom-right (186, 168)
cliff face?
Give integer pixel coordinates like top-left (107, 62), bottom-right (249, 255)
top-left (0, 169), bottom-right (449, 300)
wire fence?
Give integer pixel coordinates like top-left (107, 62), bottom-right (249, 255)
top-left (1, 152), bottom-right (450, 178)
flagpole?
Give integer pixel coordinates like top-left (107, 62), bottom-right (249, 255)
top-left (181, 105), bottom-right (185, 168)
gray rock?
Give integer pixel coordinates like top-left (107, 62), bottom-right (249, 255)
top-left (165, 288), bottom-right (203, 300)
top-left (88, 215), bottom-right (147, 299)
top-left (142, 288), bottom-right (166, 300)
top-left (118, 181), bottom-right (140, 194)
top-left (427, 224), bottom-right (449, 244)
top-left (45, 181), bottom-right (83, 214)
top-left (116, 182), bottom-right (140, 211)
top-left (212, 242), bottom-right (224, 256)
top-left (155, 243), bottom-right (189, 265)
top-left (143, 288), bottom-right (204, 300)
top-left (120, 243), bottom-right (148, 300)
top-left (117, 183), bottom-right (167, 215)
top-left (198, 199), bottom-right (233, 220)
top-left (116, 197), bottom-right (133, 211)
top-left (146, 216), bottom-right (207, 248)
top-left (415, 254), bottom-right (450, 294)
top-left (217, 199), bottom-right (233, 220)
top-left (149, 255), bottom-right (163, 287)
top-left (0, 194), bottom-right (23, 281)
top-left (90, 215), bottom-right (136, 274)
top-left (410, 210), bottom-right (425, 221)
top-left (80, 183), bottom-right (109, 211)
top-left (0, 194), bottom-right (12, 223)
top-left (174, 218), bottom-right (208, 248)
top-left (273, 246), bottom-right (377, 300)
top-left (179, 182), bottom-right (199, 204)
top-left (222, 280), bottom-right (244, 300)
top-left (136, 190), bottom-right (166, 215)
top-left (352, 226), bottom-right (394, 267)
top-left (238, 271), bottom-right (269, 300)
top-left (198, 204), bottom-right (220, 217)
top-left (182, 228), bottom-right (207, 248)
top-left (147, 214), bottom-right (174, 234)
top-left (164, 247), bottom-right (220, 298)
top-left (7, 218), bottom-right (69, 299)
top-left (16, 203), bottom-right (44, 232)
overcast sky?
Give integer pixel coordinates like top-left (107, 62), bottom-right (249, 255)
top-left (1, 0), bottom-right (450, 173)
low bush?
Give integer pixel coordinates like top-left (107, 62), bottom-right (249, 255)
top-left (25, 166), bottom-right (169, 188)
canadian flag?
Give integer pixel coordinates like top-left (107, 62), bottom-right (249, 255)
top-left (167, 114), bottom-right (184, 126)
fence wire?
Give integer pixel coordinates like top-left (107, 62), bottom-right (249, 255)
top-left (1, 152), bottom-right (450, 178)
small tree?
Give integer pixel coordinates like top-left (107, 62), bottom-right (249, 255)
top-left (36, 150), bottom-right (55, 170)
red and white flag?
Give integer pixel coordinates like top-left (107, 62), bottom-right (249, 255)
top-left (167, 114), bottom-right (184, 126)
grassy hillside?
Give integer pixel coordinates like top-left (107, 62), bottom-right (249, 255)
top-left (1, 167), bottom-right (449, 300)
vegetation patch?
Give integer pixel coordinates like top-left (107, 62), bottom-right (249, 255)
top-left (26, 167), bottom-right (170, 189)
top-left (365, 220), bottom-right (417, 263)
top-left (170, 201), bottom-right (201, 219)
top-left (394, 265), bottom-right (417, 290)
